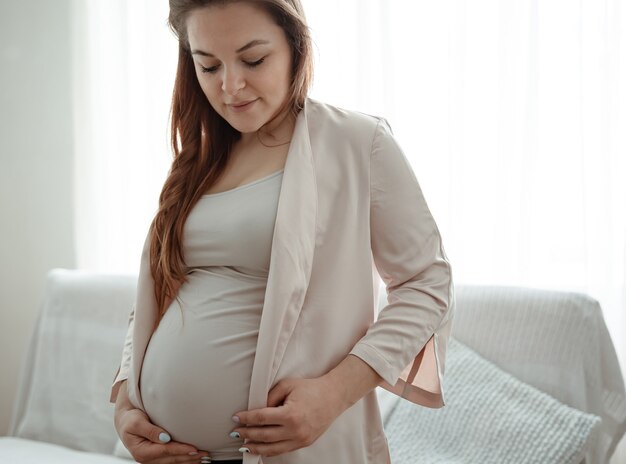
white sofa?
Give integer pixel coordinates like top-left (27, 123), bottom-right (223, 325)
top-left (1, 268), bottom-right (625, 463)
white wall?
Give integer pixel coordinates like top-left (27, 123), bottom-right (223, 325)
top-left (0, 0), bottom-right (75, 435)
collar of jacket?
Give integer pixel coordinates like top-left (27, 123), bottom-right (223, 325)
top-left (246, 96), bottom-right (317, 410)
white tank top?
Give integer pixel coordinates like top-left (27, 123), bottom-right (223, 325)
top-left (140, 169), bottom-right (284, 460)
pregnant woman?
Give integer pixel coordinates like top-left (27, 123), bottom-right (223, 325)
top-left (110, 1), bottom-right (455, 463)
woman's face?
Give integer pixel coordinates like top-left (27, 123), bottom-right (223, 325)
top-left (186, 2), bottom-right (293, 135)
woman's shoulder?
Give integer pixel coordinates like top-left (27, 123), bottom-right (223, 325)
top-left (304, 97), bottom-right (389, 136)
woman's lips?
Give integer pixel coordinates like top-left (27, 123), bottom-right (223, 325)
top-left (228, 99), bottom-right (258, 113)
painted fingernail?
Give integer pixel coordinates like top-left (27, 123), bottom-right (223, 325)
top-left (229, 431), bottom-right (241, 439)
top-left (158, 432), bottom-right (171, 443)
top-left (232, 415), bottom-right (240, 423)
top-left (239, 447), bottom-right (250, 453)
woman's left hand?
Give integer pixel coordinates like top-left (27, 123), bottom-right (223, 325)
top-left (230, 375), bottom-right (346, 457)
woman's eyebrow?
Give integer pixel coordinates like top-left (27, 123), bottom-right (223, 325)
top-left (191, 39), bottom-right (270, 57)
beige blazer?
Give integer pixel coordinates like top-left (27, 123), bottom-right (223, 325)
top-left (110, 97), bottom-right (454, 464)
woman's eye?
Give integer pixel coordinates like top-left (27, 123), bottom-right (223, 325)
top-left (200, 64), bottom-right (219, 74)
top-left (245, 58), bottom-right (265, 68)
top-left (199, 57), bottom-right (265, 74)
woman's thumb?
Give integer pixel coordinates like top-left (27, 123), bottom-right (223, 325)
top-left (145, 423), bottom-right (171, 444)
top-left (267, 379), bottom-right (292, 407)
top-left (157, 430), bottom-right (172, 443)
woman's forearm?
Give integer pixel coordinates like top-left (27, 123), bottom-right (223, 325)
top-left (324, 354), bottom-right (384, 411)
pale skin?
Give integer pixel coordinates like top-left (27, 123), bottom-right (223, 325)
top-left (114, 2), bottom-right (385, 462)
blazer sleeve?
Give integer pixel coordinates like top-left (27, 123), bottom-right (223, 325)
top-left (348, 118), bottom-right (455, 409)
top-left (109, 303), bottom-right (135, 403)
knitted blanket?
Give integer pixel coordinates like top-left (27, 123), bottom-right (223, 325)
top-left (384, 337), bottom-right (601, 464)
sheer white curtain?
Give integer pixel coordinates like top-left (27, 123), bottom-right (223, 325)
top-left (72, 0), bottom-right (626, 371)
top-left (306, 0), bottom-right (626, 373)
top-left (72, 0), bottom-right (177, 272)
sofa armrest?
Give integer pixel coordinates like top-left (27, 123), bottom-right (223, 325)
top-left (9, 268), bottom-right (137, 455)
top-left (449, 284), bottom-right (626, 464)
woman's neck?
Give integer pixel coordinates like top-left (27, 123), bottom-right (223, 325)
top-left (239, 109), bottom-right (296, 149)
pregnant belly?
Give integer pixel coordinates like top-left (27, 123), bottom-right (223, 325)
top-left (139, 274), bottom-right (263, 455)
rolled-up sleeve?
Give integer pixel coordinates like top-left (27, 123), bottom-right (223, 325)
top-left (349, 118), bottom-right (455, 409)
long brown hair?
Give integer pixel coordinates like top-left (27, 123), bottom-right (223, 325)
top-left (148, 0), bottom-right (314, 326)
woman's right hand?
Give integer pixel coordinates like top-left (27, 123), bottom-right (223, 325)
top-left (114, 380), bottom-right (212, 463)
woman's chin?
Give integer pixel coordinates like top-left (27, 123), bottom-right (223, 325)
top-left (220, 116), bottom-right (259, 134)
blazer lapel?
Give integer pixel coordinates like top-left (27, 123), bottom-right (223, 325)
top-left (247, 99), bottom-right (318, 410)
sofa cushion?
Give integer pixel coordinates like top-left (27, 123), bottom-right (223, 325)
top-left (0, 437), bottom-right (130, 464)
top-left (384, 337), bottom-right (602, 464)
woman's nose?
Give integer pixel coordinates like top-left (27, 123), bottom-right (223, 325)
top-left (221, 67), bottom-right (245, 95)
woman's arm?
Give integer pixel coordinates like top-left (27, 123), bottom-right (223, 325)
top-left (111, 271), bottom-right (198, 463)
top-left (110, 304), bottom-right (136, 403)
top-left (348, 117), bottom-right (454, 407)
top-left (323, 354), bottom-right (385, 410)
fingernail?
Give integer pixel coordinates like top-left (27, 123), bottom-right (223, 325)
top-left (200, 458), bottom-right (212, 463)
top-left (239, 447), bottom-right (250, 453)
top-left (158, 432), bottom-right (171, 443)
top-left (188, 451), bottom-right (198, 455)
top-left (232, 415), bottom-right (240, 423)
top-left (229, 431), bottom-right (240, 439)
